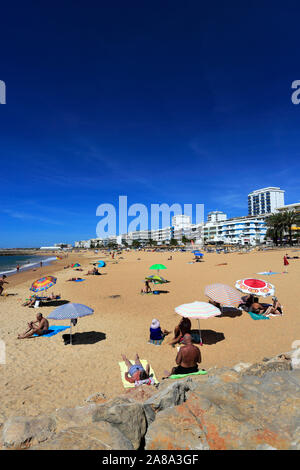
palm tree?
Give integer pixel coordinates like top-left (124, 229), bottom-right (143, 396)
top-left (281, 210), bottom-right (298, 245)
top-left (265, 213), bottom-right (285, 245)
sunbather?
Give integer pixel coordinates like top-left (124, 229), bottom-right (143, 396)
top-left (169, 317), bottom-right (192, 346)
top-left (67, 277), bottom-right (83, 281)
top-left (165, 334), bottom-right (201, 376)
top-left (121, 353), bottom-right (150, 383)
top-left (0, 275), bottom-right (8, 296)
top-left (251, 296), bottom-right (283, 316)
top-left (141, 280), bottom-right (152, 294)
top-left (86, 267), bottom-right (100, 275)
top-left (17, 313), bottom-right (50, 339)
top-left (149, 319), bottom-right (170, 342)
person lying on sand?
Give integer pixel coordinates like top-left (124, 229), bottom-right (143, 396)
top-left (169, 317), bottom-right (192, 346)
top-left (238, 294), bottom-right (256, 312)
top-left (164, 334), bottom-right (201, 377)
top-left (121, 353), bottom-right (150, 383)
top-left (208, 299), bottom-right (221, 309)
top-left (0, 275), bottom-right (8, 296)
top-left (23, 292), bottom-right (61, 306)
top-left (67, 277), bottom-right (83, 281)
top-left (86, 267), bottom-right (100, 275)
top-left (18, 313), bottom-right (49, 339)
top-left (251, 296), bottom-right (283, 316)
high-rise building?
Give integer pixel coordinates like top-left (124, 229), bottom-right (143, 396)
top-left (207, 211), bottom-right (227, 223)
top-left (171, 214), bottom-right (191, 229)
top-left (248, 187), bottom-right (285, 216)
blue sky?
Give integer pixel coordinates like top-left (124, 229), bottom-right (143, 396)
top-left (1, 1), bottom-right (300, 247)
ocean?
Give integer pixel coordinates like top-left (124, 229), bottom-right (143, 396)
top-left (0, 254), bottom-right (57, 276)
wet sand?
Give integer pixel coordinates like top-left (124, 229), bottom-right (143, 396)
top-left (0, 249), bottom-right (299, 420)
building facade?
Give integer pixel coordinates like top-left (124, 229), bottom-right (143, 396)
top-left (248, 187), bottom-right (285, 216)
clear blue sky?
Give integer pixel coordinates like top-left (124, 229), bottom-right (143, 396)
top-left (1, 1), bottom-right (300, 247)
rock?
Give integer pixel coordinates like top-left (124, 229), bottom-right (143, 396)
top-left (145, 404), bottom-right (210, 450)
top-left (143, 380), bottom-right (191, 425)
top-left (233, 362), bottom-right (252, 373)
top-left (92, 397), bottom-right (146, 450)
top-left (2, 415), bottom-right (56, 449)
top-left (85, 392), bottom-right (107, 404)
top-left (241, 361), bottom-right (292, 377)
top-left (30, 422), bottom-right (133, 450)
top-left (291, 348), bottom-right (300, 370)
top-left (54, 404), bottom-right (97, 431)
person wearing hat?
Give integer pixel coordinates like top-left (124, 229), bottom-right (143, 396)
top-left (149, 319), bottom-right (170, 343)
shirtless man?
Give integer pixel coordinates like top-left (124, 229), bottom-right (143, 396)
top-left (18, 313), bottom-right (50, 339)
top-left (121, 353), bottom-right (150, 383)
top-left (0, 275), bottom-right (8, 296)
top-left (167, 334), bottom-right (201, 376)
top-left (251, 296), bottom-right (283, 316)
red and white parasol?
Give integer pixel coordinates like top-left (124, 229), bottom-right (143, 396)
top-left (235, 278), bottom-right (275, 297)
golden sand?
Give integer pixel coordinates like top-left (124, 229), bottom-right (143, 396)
top-left (0, 249), bottom-right (299, 420)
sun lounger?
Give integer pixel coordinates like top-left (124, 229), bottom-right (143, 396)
top-left (118, 360), bottom-right (158, 388)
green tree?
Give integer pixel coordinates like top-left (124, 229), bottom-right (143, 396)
top-left (170, 238), bottom-right (178, 246)
top-left (281, 210), bottom-right (298, 245)
top-left (265, 213), bottom-right (285, 245)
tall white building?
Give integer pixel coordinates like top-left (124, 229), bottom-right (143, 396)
top-left (207, 211), bottom-right (227, 223)
top-left (172, 214), bottom-right (191, 229)
top-left (248, 187), bottom-right (285, 216)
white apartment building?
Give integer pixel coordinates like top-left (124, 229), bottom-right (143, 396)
top-left (203, 215), bottom-right (267, 246)
top-left (172, 214), bottom-right (191, 229)
top-left (248, 187), bottom-right (285, 216)
top-left (207, 211), bottom-right (227, 223)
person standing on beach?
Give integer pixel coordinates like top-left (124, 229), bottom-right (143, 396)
top-left (283, 254), bottom-right (289, 273)
top-left (0, 275), bottom-right (8, 296)
top-left (16, 264), bottom-right (20, 272)
top-left (40, 261), bottom-right (43, 268)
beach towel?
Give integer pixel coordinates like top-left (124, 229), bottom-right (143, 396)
top-left (148, 338), bottom-right (164, 345)
top-left (118, 360), bottom-right (158, 388)
top-left (256, 272), bottom-right (280, 275)
top-left (73, 279), bottom-right (85, 282)
top-left (33, 325), bottom-right (70, 337)
top-left (247, 311), bottom-right (269, 320)
top-left (169, 370), bottom-right (208, 379)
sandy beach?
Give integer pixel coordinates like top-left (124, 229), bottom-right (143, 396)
top-left (0, 249), bottom-right (299, 421)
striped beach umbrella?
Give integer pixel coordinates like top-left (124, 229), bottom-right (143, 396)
top-left (145, 275), bottom-right (166, 284)
top-left (175, 301), bottom-right (221, 345)
top-left (30, 276), bottom-right (57, 293)
top-left (71, 263), bottom-right (81, 268)
top-left (205, 283), bottom-right (242, 308)
top-left (47, 303), bottom-right (94, 345)
top-left (235, 278), bottom-right (275, 298)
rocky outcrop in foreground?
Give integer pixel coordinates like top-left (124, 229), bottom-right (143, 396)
top-left (1, 348), bottom-right (300, 450)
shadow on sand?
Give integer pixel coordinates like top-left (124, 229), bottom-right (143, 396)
top-left (217, 307), bottom-right (243, 318)
top-left (62, 331), bottom-right (106, 345)
top-left (191, 329), bottom-right (225, 345)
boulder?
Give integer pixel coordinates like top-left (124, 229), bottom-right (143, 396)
top-left (92, 397), bottom-right (146, 450)
top-left (2, 415), bottom-right (56, 449)
top-left (30, 422), bottom-right (133, 450)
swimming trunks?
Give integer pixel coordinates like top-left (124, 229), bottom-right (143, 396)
top-left (173, 365), bottom-right (199, 375)
top-left (129, 364), bottom-right (144, 376)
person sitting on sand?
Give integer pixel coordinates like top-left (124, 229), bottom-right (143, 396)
top-left (141, 280), bottom-right (152, 294)
top-left (86, 267), bottom-right (100, 275)
top-left (169, 317), bottom-right (192, 346)
top-left (0, 275), bottom-right (8, 296)
top-left (18, 313), bottom-right (50, 339)
top-left (251, 296), bottom-right (283, 316)
top-left (121, 353), bottom-right (150, 383)
top-left (165, 334), bottom-right (201, 376)
top-left (238, 294), bottom-right (255, 312)
top-left (149, 319), bottom-right (170, 342)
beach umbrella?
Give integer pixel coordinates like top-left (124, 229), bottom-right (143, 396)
top-left (150, 264), bottom-right (167, 274)
top-left (71, 263), bottom-right (81, 268)
top-left (47, 303), bottom-right (94, 345)
top-left (205, 283), bottom-right (242, 308)
top-left (145, 275), bottom-right (166, 284)
top-left (175, 301), bottom-right (221, 346)
top-left (97, 260), bottom-right (106, 267)
top-left (235, 278), bottom-right (275, 298)
top-left (30, 276), bottom-right (57, 293)
top-left (192, 251), bottom-right (203, 256)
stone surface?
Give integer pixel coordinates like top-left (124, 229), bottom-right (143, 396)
top-left (92, 397), bottom-right (147, 450)
top-left (2, 415), bottom-right (56, 449)
top-left (30, 422), bottom-right (133, 450)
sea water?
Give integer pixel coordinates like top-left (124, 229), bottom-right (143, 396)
top-left (0, 254), bottom-right (57, 276)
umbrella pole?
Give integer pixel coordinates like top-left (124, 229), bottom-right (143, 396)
top-left (70, 320), bottom-right (72, 345)
top-left (198, 319), bottom-right (203, 346)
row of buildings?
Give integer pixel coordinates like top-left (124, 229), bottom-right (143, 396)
top-left (74, 187), bottom-right (300, 248)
